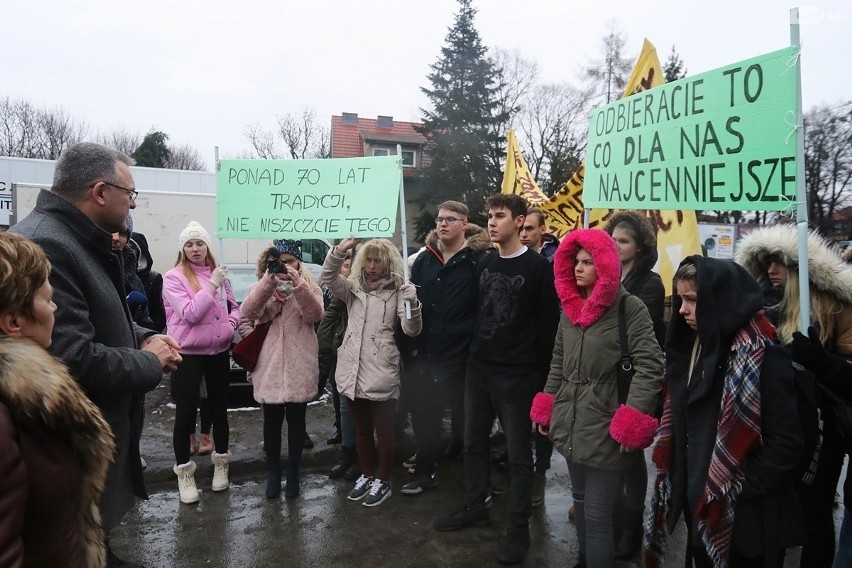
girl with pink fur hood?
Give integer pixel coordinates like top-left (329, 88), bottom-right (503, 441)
top-left (530, 228), bottom-right (663, 568)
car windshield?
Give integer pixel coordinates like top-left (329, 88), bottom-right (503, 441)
top-left (228, 266), bottom-right (258, 304)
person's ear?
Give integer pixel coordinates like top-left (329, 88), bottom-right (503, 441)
top-left (0, 311), bottom-right (24, 337)
top-left (91, 181), bottom-right (108, 205)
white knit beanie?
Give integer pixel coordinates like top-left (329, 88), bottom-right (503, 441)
top-left (179, 221), bottom-right (211, 249)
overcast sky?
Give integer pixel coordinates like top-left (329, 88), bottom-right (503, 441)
top-left (4, 0), bottom-right (849, 167)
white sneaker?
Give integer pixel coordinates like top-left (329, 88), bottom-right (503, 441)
top-left (174, 461), bottom-right (199, 504)
top-left (211, 451), bottom-right (230, 492)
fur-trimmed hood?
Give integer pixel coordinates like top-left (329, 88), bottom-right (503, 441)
top-left (0, 336), bottom-right (115, 568)
top-left (735, 225), bottom-right (852, 305)
top-left (423, 223), bottom-right (491, 255)
top-left (604, 210), bottom-right (659, 274)
top-left (554, 229), bottom-right (622, 328)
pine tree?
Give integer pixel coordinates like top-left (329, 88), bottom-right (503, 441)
top-left (417, 0), bottom-right (509, 229)
top-left (663, 46), bottom-right (687, 83)
top-left (132, 131), bottom-right (171, 168)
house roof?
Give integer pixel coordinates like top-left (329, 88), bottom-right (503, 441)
top-left (331, 114), bottom-right (426, 159)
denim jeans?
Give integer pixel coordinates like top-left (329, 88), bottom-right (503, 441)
top-left (566, 461), bottom-right (622, 568)
top-left (462, 362), bottom-right (535, 532)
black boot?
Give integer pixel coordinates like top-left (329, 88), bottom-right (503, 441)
top-left (263, 408), bottom-right (283, 499)
top-left (284, 463), bottom-right (300, 498)
top-left (266, 459), bottom-right (282, 499)
top-left (329, 446), bottom-right (354, 478)
top-left (343, 449), bottom-right (361, 481)
top-left (326, 426), bottom-right (342, 445)
top-left (614, 508), bottom-right (644, 559)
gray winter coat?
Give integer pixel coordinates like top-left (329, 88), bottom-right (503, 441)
top-left (11, 190), bottom-right (163, 531)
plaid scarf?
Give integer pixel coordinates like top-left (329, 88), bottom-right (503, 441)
top-left (645, 315), bottom-right (769, 567)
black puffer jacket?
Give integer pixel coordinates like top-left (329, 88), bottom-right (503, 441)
top-left (407, 224), bottom-right (492, 382)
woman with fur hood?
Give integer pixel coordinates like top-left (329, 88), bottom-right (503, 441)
top-left (0, 232), bottom-right (114, 567)
top-left (736, 225), bottom-right (852, 568)
top-left (322, 237), bottom-right (421, 508)
top-left (238, 239), bottom-right (324, 499)
top-left (530, 228), bottom-right (663, 568)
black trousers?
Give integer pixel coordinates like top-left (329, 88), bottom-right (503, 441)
top-left (409, 359), bottom-right (464, 470)
top-left (172, 351), bottom-right (230, 464)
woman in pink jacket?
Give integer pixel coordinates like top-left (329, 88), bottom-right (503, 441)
top-left (238, 239), bottom-right (324, 499)
top-left (163, 221), bottom-right (240, 505)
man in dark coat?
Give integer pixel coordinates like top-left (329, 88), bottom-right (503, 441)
top-left (11, 142), bottom-right (182, 567)
top-left (401, 200), bottom-right (491, 495)
top-left (646, 256), bottom-right (804, 567)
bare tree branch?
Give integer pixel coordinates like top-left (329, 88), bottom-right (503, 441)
top-left (165, 144), bottom-right (208, 171)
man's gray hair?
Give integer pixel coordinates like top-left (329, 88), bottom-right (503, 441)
top-left (52, 142), bottom-right (135, 200)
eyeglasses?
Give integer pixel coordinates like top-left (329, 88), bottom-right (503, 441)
top-left (102, 181), bottom-right (138, 203)
top-left (435, 216), bottom-right (463, 225)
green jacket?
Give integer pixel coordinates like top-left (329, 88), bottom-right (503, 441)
top-left (545, 289), bottom-right (664, 470)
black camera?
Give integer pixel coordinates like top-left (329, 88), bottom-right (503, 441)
top-left (267, 257), bottom-right (285, 274)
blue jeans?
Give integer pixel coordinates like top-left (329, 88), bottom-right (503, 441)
top-left (462, 362), bottom-right (535, 532)
top-left (566, 461), bottom-right (622, 568)
top-left (836, 507), bottom-right (852, 568)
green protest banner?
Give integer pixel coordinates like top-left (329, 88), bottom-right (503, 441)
top-left (584, 46), bottom-right (799, 211)
top-left (216, 155), bottom-right (401, 238)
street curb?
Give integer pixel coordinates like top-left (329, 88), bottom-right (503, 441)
top-left (140, 381), bottom-right (343, 487)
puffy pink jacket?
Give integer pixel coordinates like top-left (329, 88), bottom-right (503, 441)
top-left (163, 265), bottom-right (240, 355)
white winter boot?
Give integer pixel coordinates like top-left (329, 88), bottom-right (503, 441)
top-left (174, 460), bottom-right (199, 504)
top-left (211, 451), bottom-right (231, 492)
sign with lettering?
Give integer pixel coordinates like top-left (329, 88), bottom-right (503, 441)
top-left (216, 156), bottom-right (401, 238)
top-left (584, 46), bottom-right (798, 211)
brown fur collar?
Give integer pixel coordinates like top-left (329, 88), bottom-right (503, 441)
top-left (0, 336), bottom-right (115, 568)
top-left (424, 223), bottom-right (492, 256)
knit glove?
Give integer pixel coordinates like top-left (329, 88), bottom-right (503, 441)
top-left (791, 326), bottom-right (830, 373)
top-left (210, 265), bottom-right (228, 288)
top-left (398, 282), bottom-right (418, 303)
top-left (530, 392), bottom-right (555, 427)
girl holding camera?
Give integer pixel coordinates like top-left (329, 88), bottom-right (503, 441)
top-left (239, 239), bottom-right (324, 498)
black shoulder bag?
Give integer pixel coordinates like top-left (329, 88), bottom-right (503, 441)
top-left (616, 294), bottom-right (635, 404)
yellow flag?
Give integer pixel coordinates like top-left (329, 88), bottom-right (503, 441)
top-left (501, 38), bottom-right (701, 294)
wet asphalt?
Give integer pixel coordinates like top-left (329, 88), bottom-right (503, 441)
top-left (108, 378), bottom-right (838, 567)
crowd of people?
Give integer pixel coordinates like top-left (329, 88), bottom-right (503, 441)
top-left (1, 140), bottom-right (850, 567)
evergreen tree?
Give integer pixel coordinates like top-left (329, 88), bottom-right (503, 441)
top-left (132, 131), bottom-right (171, 168)
top-left (417, 0), bottom-right (509, 230)
top-left (663, 46), bottom-right (687, 83)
